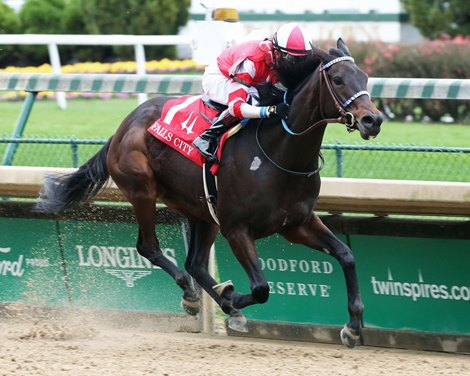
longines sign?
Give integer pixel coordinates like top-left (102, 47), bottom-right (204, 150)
top-left (0, 218), bottom-right (187, 313)
top-left (75, 244), bottom-right (178, 287)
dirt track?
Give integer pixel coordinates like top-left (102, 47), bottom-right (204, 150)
top-left (0, 304), bottom-right (468, 376)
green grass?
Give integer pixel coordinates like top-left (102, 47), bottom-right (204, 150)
top-left (324, 121), bottom-right (470, 147)
top-left (2, 97), bottom-right (469, 146)
top-left (1, 98), bottom-right (137, 138)
top-left (1, 98), bottom-right (469, 181)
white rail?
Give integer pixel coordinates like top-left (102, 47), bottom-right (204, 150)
top-left (0, 34), bottom-right (192, 107)
top-left (1, 166), bottom-right (469, 217)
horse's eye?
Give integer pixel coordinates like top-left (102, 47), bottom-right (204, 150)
top-left (333, 77), bottom-right (343, 85)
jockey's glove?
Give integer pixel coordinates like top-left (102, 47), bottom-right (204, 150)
top-left (268, 103), bottom-right (290, 120)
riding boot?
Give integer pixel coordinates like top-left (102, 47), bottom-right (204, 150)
top-left (193, 113), bottom-right (238, 162)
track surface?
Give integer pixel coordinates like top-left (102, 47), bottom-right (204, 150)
top-left (0, 304), bottom-right (468, 376)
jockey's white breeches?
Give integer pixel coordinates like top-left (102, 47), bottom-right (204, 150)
top-left (202, 63), bottom-right (261, 118)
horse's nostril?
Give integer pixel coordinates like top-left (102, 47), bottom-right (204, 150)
top-left (361, 114), bottom-right (383, 128)
top-left (362, 115), bottom-right (375, 127)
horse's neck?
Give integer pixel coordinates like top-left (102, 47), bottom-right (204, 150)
top-left (277, 72), bottom-right (326, 168)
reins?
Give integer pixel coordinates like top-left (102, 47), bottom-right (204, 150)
top-left (255, 123), bottom-right (325, 178)
top-left (257, 55), bottom-right (371, 178)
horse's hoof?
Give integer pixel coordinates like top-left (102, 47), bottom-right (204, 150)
top-left (213, 280), bottom-right (234, 296)
top-left (228, 314), bottom-right (248, 333)
top-left (181, 298), bottom-right (200, 316)
top-left (340, 325), bottom-right (360, 348)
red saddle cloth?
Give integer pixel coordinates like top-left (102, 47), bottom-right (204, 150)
top-left (148, 95), bottom-right (220, 167)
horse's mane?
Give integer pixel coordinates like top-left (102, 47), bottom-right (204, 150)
top-left (256, 47), bottom-right (347, 106)
top-left (275, 54), bottom-right (322, 90)
top-left (328, 48), bottom-right (347, 58)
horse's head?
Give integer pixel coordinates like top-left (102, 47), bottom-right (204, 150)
top-left (312, 39), bottom-right (383, 140)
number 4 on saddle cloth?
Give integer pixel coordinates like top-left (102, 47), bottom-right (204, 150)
top-left (147, 95), bottom-right (242, 176)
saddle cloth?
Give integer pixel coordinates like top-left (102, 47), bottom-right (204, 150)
top-left (147, 95), bottom-right (219, 166)
top-left (147, 94), bottom-right (243, 221)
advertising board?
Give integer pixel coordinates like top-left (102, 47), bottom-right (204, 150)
top-left (217, 234), bottom-right (470, 335)
top-left (0, 217), bottom-right (190, 314)
top-left (0, 218), bottom-right (68, 306)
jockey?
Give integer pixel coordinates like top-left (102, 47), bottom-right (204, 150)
top-left (193, 22), bottom-right (314, 162)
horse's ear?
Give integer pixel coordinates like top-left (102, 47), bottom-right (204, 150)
top-left (311, 45), bottom-right (330, 63)
top-left (337, 38), bottom-right (351, 57)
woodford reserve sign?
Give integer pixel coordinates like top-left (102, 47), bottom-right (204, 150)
top-left (216, 234), bottom-right (470, 335)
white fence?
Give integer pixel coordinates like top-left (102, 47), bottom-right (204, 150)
top-left (0, 34), bottom-right (192, 107)
top-left (1, 166), bottom-right (469, 217)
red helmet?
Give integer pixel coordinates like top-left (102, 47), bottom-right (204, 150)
top-left (272, 23), bottom-right (313, 56)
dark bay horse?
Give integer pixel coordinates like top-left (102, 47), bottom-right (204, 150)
top-left (37, 39), bottom-right (383, 348)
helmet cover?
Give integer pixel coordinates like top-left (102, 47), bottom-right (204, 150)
top-left (273, 23), bottom-right (313, 56)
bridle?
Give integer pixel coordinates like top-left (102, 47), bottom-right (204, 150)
top-left (256, 55), bottom-right (370, 177)
top-left (319, 56), bottom-right (370, 132)
top-left (280, 56), bottom-right (371, 136)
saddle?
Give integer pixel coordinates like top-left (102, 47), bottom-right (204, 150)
top-left (203, 95), bottom-right (228, 113)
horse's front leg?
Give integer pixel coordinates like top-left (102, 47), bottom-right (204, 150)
top-left (280, 214), bottom-right (364, 348)
top-left (222, 228), bottom-right (270, 310)
top-left (184, 219), bottom-right (248, 332)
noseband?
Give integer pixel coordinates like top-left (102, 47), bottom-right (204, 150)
top-left (320, 56), bottom-right (370, 131)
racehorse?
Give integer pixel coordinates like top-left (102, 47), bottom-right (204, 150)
top-left (37, 39), bottom-right (383, 348)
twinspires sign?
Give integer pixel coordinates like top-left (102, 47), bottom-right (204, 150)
top-left (352, 235), bottom-right (470, 335)
top-left (217, 234), bottom-right (470, 335)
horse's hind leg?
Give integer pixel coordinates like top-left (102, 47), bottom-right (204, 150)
top-left (280, 214), bottom-right (364, 348)
top-left (185, 219), bottom-right (247, 331)
top-left (133, 196), bottom-right (199, 314)
top-left (111, 165), bottom-right (199, 315)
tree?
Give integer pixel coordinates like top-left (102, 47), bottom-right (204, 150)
top-left (69, 0), bottom-right (191, 60)
top-left (0, 1), bottom-right (20, 34)
top-left (401, 0), bottom-right (470, 39)
top-left (451, 0), bottom-right (470, 36)
top-left (2, 0), bottom-right (191, 66)
top-left (18, 0), bottom-right (67, 65)
top-left (20, 0), bottom-right (66, 34)
top-left (61, 0), bottom-right (113, 63)
top-left (0, 0), bottom-right (21, 66)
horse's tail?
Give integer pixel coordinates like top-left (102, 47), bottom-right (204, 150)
top-left (35, 137), bottom-right (112, 213)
